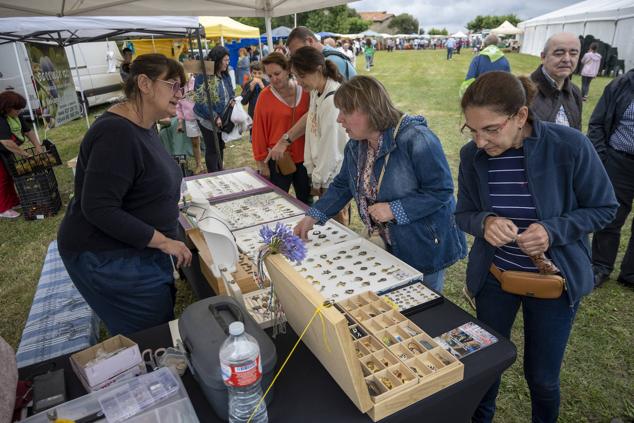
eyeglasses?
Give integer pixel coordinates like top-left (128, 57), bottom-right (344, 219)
top-left (155, 79), bottom-right (184, 96)
top-left (460, 114), bottom-right (515, 141)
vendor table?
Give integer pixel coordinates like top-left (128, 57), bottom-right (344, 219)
top-left (19, 298), bottom-right (516, 423)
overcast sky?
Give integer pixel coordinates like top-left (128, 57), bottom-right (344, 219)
top-left (349, 0), bottom-right (580, 33)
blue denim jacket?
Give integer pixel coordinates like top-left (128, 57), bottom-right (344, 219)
top-left (308, 115), bottom-right (467, 274)
top-left (455, 118), bottom-right (618, 304)
top-left (193, 73), bottom-right (234, 122)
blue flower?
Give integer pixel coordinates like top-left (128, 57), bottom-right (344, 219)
top-left (259, 223), bottom-right (306, 265)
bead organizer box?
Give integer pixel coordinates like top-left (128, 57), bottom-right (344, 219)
top-left (378, 279), bottom-right (444, 316)
top-left (264, 254), bottom-right (464, 421)
top-left (208, 192), bottom-right (304, 231)
top-left (185, 168), bottom-right (268, 200)
top-left (338, 291), bottom-right (462, 406)
top-left (233, 216), bottom-right (359, 262)
top-left (292, 238), bottom-right (422, 302)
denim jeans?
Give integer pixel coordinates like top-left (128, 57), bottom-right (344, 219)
top-left (447, 47), bottom-right (454, 60)
top-left (422, 268), bottom-right (446, 292)
top-left (61, 250), bottom-right (176, 336)
top-left (267, 160), bottom-right (311, 205)
top-left (472, 274), bottom-right (579, 423)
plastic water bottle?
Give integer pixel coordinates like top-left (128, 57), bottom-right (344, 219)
top-left (220, 321), bottom-right (268, 423)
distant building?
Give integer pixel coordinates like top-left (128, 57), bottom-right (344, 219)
top-left (359, 11), bottom-right (395, 34)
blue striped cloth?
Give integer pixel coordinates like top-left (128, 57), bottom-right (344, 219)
top-left (16, 240), bottom-right (100, 368)
top-left (487, 148), bottom-right (540, 272)
top-left (609, 100), bottom-right (634, 156)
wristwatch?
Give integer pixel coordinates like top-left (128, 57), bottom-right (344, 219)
top-left (281, 133), bottom-right (291, 144)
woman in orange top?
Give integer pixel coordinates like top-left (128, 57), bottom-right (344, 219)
top-left (252, 52), bottom-right (311, 204)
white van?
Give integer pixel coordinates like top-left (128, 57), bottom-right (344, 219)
top-left (0, 41), bottom-right (124, 114)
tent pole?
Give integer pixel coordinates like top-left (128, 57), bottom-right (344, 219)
top-left (220, 35), bottom-right (224, 46)
top-left (151, 35), bottom-right (156, 52)
top-left (70, 44), bottom-right (91, 129)
top-left (13, 42), bottom-right (40, 144)
top-left (265, 14), bottom-right (273, 53)
top-left (294, 14), bottom-right (297, 28)
top-left (196, 26), bottom-right (220, 170)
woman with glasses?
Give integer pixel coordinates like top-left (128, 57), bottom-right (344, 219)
top-left (58, 53), bottom-right (192, 336)
top-left (193, 45), bottom-right (235, 172)
top-left (294, 75), bottom-right (467, 292)
top-left (455, 71), bottom-right (617, 423)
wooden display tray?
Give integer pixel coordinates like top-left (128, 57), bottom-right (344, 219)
top-left (186, 227), bottom-right (263, 295)
top-left (265, 254), bottom-right (464, 421)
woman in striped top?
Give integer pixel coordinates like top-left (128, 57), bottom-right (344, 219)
top-left (456, 72), bottom-right (617, 423)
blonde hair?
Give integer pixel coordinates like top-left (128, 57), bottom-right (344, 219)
top-left (334, 76), bottom-right (402, 132)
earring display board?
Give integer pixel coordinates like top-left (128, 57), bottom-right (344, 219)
top-left (292, 238), bottom-right (422, 302)
top-left (233, 216), bottom-right (359, 262)
top-left (208, 192), bottom-right (304, 231)
top-left (378, 279), bottom-right (444, 316)
top-left (265, 255), bottom-right (463, 421)
top-left (185, 168), bottom-right (269, 202)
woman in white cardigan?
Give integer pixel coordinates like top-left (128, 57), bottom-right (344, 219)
top-left (290, 46), bottom-right (350, 222)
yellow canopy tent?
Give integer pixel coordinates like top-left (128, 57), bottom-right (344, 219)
top-left (131, 39), bottom-right (186, 59)
top-left (199, 16), bottom-right (260, 40)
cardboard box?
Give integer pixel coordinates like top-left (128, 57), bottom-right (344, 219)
top-left (70, 335), bottom-right (144, 391)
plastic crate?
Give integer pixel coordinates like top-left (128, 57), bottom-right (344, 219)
top-left (14, 168), bottom-right (62, 220)
top-left (2, 139), bottom-right (62, 177)
top-left (172, 154), bottom-right (192, 177)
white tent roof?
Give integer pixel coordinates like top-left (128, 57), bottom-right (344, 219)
top-left (0, 0), bottom-right (354, 18)
top-left (451, 31), bottom-right (468, 38)
top-left (519, 0), bottom-right (634, 27)
top-left (0, 16), bottom-right (198, 44)
top-left (490, 20), bottom-right (522, 35)
top-left (518, 0), bottom-right (634, 72)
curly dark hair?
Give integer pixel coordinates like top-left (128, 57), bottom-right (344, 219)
top-left (0, 91), bottom-right (27, 116)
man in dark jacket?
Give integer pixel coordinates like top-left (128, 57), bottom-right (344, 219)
top-left (530, 32), bottom-right (583, 130)
top-left (588, 68), bottom-right (634, 289)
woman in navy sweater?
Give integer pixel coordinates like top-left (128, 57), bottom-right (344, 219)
top-left (58, 54), bottom-right (192, 336)
top-left (456, 71), bottom-right (617, 423)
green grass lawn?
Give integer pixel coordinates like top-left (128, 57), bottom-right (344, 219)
top-left (1, 49), bottom-right (632, 422)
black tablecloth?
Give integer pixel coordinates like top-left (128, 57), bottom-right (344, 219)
top-left (19, 299), bottom-right (516, 423)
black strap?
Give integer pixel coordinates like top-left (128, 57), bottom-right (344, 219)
top-left (324, 91), bottom-right (336, 99)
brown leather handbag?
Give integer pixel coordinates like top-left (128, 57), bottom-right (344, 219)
top-left (275, 152), bottom-right (296, 175)
top-left (489, 264), bottom-right (566, 299)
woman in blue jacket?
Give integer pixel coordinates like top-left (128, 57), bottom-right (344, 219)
top-left (193, 45), bottom-right (234, 172)
top-left (456, 71), bottom-right (617, 423)
top-left (294, 75), bottom-right (466, 291)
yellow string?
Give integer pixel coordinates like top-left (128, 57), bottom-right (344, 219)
top-left (247, 302), bottom-right (333, 423)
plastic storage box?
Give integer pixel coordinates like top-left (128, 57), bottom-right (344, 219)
top-left (22, 367), bottom-right (199, 423)
top-left (178, 296), bottom-right (277, 421)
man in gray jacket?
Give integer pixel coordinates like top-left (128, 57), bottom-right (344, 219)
top-left (530, 32), bottom-right (583, 130)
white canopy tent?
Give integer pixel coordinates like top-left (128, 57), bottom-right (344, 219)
top-left (490, 20), bottom-right (522, 35)
top-left (0, 0), bottom-right (355, 50)
top-left (0, 16), bottom-right (199, 45)
top-left (518, 0), bottom-right (634, 71)
top-left (450, 31), bottom-right (468, 38)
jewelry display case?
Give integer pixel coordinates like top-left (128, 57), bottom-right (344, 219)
top-left (185, 168), bottom-right (269, 202)
top-left (291, 238), bottom-right (422, 302)
top-left (234, 216), bottom-right (359, 263)
top-left (208, 192), bottom-right (304, 231)
top-left (265, 255), bottom-right (464, 421)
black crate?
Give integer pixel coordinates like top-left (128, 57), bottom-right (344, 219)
top-left (2, 139), bottom-right (62, 177)
top-left (172, 154), bottom-right (192, 177)
top-left (14, 168), bottom-right (62, 220)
